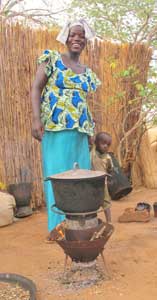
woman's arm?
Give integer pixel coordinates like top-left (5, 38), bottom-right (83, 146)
top-left (31, 63), bottom-right (48, 141)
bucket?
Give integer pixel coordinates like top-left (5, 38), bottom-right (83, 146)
top-left (108, 153), bottom-right (132, 200)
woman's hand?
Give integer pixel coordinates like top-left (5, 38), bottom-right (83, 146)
top-left (88, 136), bottom-right (95, 151)
top-left (32, 118), bottom-right (44, 141)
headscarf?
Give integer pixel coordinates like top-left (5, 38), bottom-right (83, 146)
top-left (56, 19), bottom-right (95, 45)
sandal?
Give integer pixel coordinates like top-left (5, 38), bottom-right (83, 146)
top-left (135, 202), bottom-right (151, 212)
top-left (118, 207), bottom-right (150, 223)
top-left (45, 237), bottom-right (55, 244)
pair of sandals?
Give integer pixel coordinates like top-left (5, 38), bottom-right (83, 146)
top-left (135, 202), bottom-right (151, 212)
top-left (118, 202), bottom-right (151, 223)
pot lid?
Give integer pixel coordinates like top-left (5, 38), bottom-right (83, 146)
top-left (47, 168), bottom-right (107, 180)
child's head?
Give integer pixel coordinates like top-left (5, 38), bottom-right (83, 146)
top-left (95, 132), bottom-right (112, 154)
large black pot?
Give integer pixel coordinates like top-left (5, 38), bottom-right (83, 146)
top-left (46, 168), bottom-right (106, 213)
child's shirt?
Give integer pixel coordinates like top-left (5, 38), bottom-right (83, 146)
top-left (91, 146), bottom-right (113, 208)
top-left (91, 147), bottom-right (113, 174)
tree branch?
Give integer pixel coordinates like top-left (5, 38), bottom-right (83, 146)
top-left (1, 0), bottom-right (24, 11)
top-left (133, 13), bottom-right (150, 42)
top-left (147, 22), bottom-right (157, 44)
top-left (1, 0), bottom-right (69, 22)
top-left (117, 101), bottom-right (156, 166)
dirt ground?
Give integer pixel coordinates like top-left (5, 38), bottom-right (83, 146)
top-left (0, 187), bottom-right (157, 300)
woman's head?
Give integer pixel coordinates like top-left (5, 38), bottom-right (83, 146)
top-left (66, 25), bottom-right (86, 54)
top-left (56, 20), bottom-right (95, 53)
top-left (95, 132), bottom-right (112, 154)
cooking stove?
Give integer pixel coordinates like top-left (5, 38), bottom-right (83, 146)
top-left (47, 165), bottom-right (114, 280)
top-left (51, 205), bottom-right (114, 279)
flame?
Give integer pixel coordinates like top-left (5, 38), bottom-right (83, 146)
top-left (58, 229), bottom-right (64, 238)
top-left (55, 222), bottom-right (65, 239)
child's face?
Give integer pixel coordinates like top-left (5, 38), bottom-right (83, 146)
top-left (96, 135), bottom-right (112, 154)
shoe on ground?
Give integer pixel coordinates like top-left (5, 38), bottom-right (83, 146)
top-left (118, 208), bottom-right (150, 223)
top-left (135, 202), bottom-right (151, 212)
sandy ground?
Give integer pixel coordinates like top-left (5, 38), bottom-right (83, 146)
top-left (0, 187), bottom-right (157, 300)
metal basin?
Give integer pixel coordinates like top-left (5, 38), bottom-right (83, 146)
top-left (0, 273), bottom-right (36, 300)
top-left (57, 223), bottom-right (114, 262)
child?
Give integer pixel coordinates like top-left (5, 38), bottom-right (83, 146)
top-left (90, 132), bottom-right (113, 223)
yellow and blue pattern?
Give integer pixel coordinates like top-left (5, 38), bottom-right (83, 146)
top-left (38, 50), bottom-right (101, 136)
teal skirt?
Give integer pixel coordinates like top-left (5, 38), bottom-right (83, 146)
top-left (41, 129), bottom-right (90, 232)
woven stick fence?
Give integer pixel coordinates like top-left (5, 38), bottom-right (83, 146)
top-left (0, 21), bottom-right (152, 207)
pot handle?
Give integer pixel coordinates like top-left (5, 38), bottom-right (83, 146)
top-left (73, 162), bottom-right (79, 170)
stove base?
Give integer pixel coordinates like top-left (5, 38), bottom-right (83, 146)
top-left (62, 251), bottom-right (111, 284)
top-left (57, 222), bottom-right (114, 263)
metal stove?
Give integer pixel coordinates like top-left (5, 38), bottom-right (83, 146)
top-left (51, 206), bottom-right (114, 279)
top-left (47, 165), bottom-right (114, 279)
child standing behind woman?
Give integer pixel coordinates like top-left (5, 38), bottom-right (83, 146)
top-left (90, 132), bottom-right (113, 223)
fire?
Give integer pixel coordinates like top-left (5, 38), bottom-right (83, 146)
top-left (57, 228), bottom-right (64, 239)
top-left (54, 222), bottom-right (65, 240)
top-left (48, 222), bottom-right (65, 241)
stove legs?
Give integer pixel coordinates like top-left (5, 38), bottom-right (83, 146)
top-left (63, 254), bottom-right (68, 276)
top-left (100, 252), bottom-right (111, 279)
top-left (62, 252), bottom-right (111, 282)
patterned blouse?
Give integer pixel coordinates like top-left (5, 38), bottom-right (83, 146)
top-left (38, 50), bottom-right (101, 136)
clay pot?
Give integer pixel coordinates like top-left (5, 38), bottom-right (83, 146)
top-left (8, 182), bottom-right (32, 207)
top-left (8, 182), bottom-right (32, 218)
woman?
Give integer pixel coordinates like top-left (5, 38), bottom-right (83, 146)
top-left (31, 20), bottom-right (101, 239)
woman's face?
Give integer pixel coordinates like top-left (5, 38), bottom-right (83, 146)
top-left (66, 25), bottom-right (86, 54)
